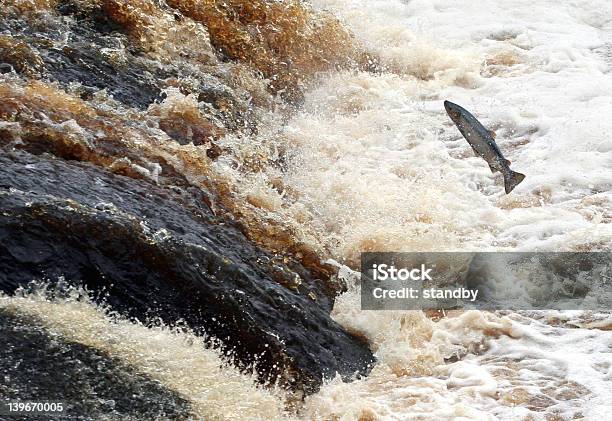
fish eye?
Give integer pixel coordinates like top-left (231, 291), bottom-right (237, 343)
top-left (450, 110), bottom-right (460, 118)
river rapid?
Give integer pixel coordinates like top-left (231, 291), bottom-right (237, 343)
top-left (306, 1), bottom-right (612, 419)
top-left (1, 0), bottom-right (611, 420)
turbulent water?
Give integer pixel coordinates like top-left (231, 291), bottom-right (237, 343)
top-left (289, 1), bottom-right (612, 419)
top-left (1, 0), bottom-right (612, 420)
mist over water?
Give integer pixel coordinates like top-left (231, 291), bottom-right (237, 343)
top-left (2, 0), bottom-right (611, 419)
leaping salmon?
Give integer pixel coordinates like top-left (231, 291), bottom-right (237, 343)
top-left (444, 100), bottom-right (525, 194)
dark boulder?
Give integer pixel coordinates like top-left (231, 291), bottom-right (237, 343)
top-left (0, 149), bottom-right (374, 393)
top-left (0, 310), bottom-right (193, 420)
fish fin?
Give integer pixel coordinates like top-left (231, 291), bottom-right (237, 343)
top-left (503, 170), bottom-right (525, 194)
top-left (487, 162), bottom-right (498, 173)
top-left (505, 159), bottom-right (511, 165)
top-left (489, 130), bottom-right (497, 139)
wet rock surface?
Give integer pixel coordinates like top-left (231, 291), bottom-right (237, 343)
top-left (0, 0), bottom-right (376, 399)
top-left (0, 0), bottom-right (371, 265)
top-left (1, 8), bottom-right (164, 109)
top-left (0, 2), bottom-right (255, 136)
top-left (0, 309), bottom-right (193, 420)
top-left (0, 149), bottom-right (374, 393)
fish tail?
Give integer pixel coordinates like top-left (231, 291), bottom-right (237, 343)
top-left (503, 170), bottom-right (525, 194)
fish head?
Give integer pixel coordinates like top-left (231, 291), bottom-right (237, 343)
top-left (444, 100), bottom-right (463, 123)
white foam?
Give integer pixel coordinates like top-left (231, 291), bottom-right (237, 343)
top-left (216, 0), bottom-right (611, 262)
top-left (292, 0), bottom-right (612, 418)
top-left (0, 286), bottom-right (295, 421)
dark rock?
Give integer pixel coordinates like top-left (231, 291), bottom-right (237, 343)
top-left (0, 63), bottom-right (14, 74)
top-left (0, 150), bottom-right (374, 393)
top-left (206, 143), bottom-right (223, 160)
top-left (0, 310), bottom-right (193, 420)
top-left (41, 25), bottom-right (168, 110)
top-left (0, 6), bottom-right (165, 109)
top-left (0, 5), bottom-right (257, 139)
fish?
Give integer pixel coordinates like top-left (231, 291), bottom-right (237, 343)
top-left (444, 100), bottom-right (525, 194)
